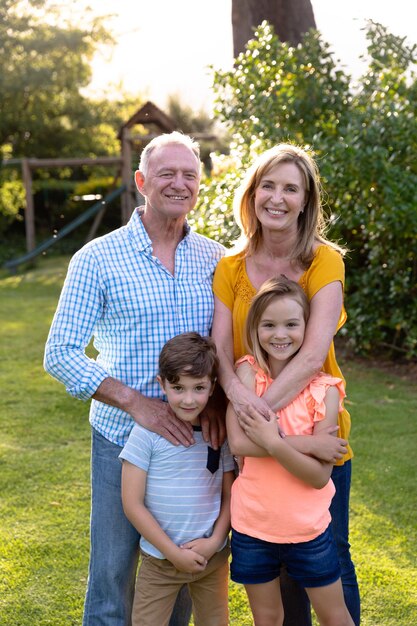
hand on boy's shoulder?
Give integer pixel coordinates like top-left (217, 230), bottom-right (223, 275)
top-left (200, 407), bottom-right (227, 450)
top-left (138, 398), bottom-right (195, 447)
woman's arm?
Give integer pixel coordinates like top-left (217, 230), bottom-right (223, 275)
top-left (213, 282), bottom-right (347, 462)
top-left (262, 281), bottom-right (343, 412)
top-left (211, 296), bottom-right (276, 421)
top-left (284, 428), bottom-right (348, 463)
top-left (217, 281), bottom-right (348, 462)
top-left (94, 377), bottom-right (194, 446)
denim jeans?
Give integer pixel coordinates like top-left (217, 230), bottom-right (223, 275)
top-left (281, 461), bottom-right (360, 626)
top-left (329, 461), bottom-right (360, 626)
top-left (231, 526), bottom-right (340, 587)
top-left (82, 428), bottom-right (192, 626)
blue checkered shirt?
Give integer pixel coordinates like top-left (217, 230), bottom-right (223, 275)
top-left (44, 209), bottom-right (225, 446)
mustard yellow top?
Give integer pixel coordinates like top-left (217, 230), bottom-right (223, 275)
top-left (213, 245), bottom-right (352, 463)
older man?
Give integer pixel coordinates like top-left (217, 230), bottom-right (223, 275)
top-left (44, 132), bottom-right (225, 626)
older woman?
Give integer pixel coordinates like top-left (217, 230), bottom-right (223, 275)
top-left (212, 144), bottom-right (360, 626)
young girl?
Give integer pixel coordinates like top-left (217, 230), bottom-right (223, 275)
top-left (226, 275), bottom-right (354, 626)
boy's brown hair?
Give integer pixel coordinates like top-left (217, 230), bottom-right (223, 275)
top-left (158, 332), bottom-right (219, 383)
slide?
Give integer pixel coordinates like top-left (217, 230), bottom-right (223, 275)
top-left (4, 185), bottom-right (126, 272)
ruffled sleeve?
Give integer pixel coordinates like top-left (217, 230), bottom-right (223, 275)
top-left (235, 355), bottom-right (271, 397)
top-left (305, 372), bottom-right (346, 423)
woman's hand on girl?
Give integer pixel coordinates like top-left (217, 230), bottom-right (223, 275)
top-left (228, 378), bottom-right (277, 423)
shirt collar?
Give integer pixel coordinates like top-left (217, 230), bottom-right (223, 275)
top-left (128, 207), bottom-right (191, 252)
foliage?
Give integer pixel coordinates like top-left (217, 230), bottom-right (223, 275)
top-left (1, 258), bottom-right (416, 625)
top-left (0, 0), bottom-right (142, 233)
top-left (0, 0), bottom-right (142, 160)
top-left (1, 0), bottom-right (108, 157)
top-left (166, 95), bottom-right (231, 172)
top-left (0, 171), bottom-right (25, 231)
top-left (195, 21), bottom-right (417, 359)
top-left (329, 23), bottom-right (417, 359)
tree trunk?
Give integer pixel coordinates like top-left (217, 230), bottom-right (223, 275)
top-left (232, 0), bottom-right (316, 56)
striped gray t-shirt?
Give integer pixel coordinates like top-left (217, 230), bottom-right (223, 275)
top-left (120, 424), bottom-right (234, 559)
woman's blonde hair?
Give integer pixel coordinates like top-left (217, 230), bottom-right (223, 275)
top-left (245, 275), bottom-right (310, 376)
top-left (232, 143), bottom-right (345, 267)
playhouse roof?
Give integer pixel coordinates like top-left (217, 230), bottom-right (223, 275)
top-left (118, 101), bottom-right (177, 139)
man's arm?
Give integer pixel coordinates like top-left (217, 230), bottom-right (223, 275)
top-left (121, 461), bottom-right (208, 573)
top-left (44, 251), bottom-right (110, 400)
top-left (44, 251), bottom-right (194, 446)
top-left (93, 377), bottom-right (194, 446)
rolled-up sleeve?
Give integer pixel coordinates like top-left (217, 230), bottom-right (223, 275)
top-left (44, 248), bottom-right (109, 400)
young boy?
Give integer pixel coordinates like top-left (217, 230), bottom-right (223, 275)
top-left (120, 332), bottom-right (235, 626)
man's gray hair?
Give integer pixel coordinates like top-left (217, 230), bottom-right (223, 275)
top-left (139, 131), bottom-right (200, 175)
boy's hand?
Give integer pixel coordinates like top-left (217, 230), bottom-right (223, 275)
top-left (180, 537), bottom-right (217, 561)
top-left (169, 546), bottom-right (207, 574)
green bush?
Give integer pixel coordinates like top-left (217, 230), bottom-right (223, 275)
top-left (0, 172), bottom-right (25, 234)
top-left (193, 21), bottom-right (417, 359)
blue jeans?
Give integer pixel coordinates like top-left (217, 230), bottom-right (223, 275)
top-left (82, 428), bottom-right (192, 626)
top-left (330, 461), bottom-right (360, 625)
top-left (231, 526), bottom-right (340, 587)
top-left (281, 461), bottom-right (360, 626)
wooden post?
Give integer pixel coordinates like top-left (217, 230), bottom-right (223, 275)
top-left (121, 128), bottom-right (133, 225)
top-left (21, 158), bottom-right (35, 252)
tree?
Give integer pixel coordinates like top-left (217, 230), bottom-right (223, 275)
top-left (0, 0), bottom-right (114, 159)
top-left (165, 95), bottom-right (230, 172)
top-left (232, 0), bottom-right (316, 55)
top-left (0, 0), bottom-right (142, 234)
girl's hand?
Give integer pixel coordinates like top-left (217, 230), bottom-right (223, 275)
top-left (238, 409), bottom-right (282, 451)
top-left (309, 426), bottom-right (348, 462)
top-left (229, 380), bottom-right (286, 439)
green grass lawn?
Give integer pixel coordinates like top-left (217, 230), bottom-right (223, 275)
top-left (1, 256), bottom-right (416, 625)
